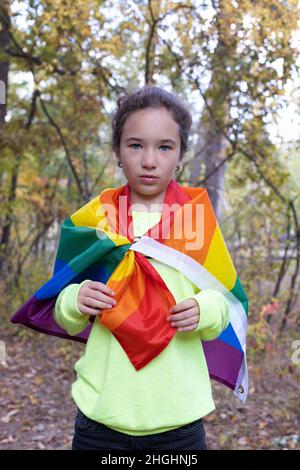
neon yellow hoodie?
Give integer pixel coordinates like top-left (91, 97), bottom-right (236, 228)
top-left (54, 210), bottom-right (230, 436)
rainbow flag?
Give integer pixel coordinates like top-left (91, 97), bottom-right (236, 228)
top-left (11, 179), bottom-right (249, 402)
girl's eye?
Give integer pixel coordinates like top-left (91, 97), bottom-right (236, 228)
top-left (130, 144), bottom-right (171, 151)
top-left (130, 143), bottom-right (141, 149)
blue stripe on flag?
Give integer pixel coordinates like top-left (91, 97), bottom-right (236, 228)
top-left (35, 263), bottom-right (77, 299)
top-left (218, 322), bottom-right (243, 352)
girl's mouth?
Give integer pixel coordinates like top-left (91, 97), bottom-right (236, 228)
top-left (139, 176), bottom-right (159, 183)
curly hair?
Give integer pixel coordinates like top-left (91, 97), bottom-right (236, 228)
top-left (111, 85), bottom-right (192, 160)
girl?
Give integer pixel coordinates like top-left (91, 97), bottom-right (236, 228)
top-left (53, 86), bottom-right (231, 451)
top-left (12, 85), bottom-right (248, 451)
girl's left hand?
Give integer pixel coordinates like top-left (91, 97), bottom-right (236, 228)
top-left (167, 298), bottom-right (200, 332)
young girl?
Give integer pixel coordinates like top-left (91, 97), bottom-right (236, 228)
top-left (11, 85), bottom-right (248, 451)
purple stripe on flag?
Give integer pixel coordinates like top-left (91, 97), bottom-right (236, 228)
top-left (10, 295), bottom-right (91, 343)
top-left (203, 338), bottom-right (244, 389)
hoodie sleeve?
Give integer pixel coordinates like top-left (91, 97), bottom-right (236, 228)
top-left (54, 279), bottom-right (91, 336)
top-left (188, 288), bottom-right (230, 341)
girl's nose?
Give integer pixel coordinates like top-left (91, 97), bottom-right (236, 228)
top-left (142, 149), bottom-right (157, 167)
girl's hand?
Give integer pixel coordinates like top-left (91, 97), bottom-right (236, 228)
top-left (77, 281), bottom-right (117, 317)
top-left (167, 298), bottom-right (200, 332)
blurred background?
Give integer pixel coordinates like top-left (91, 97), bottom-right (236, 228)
top-left (0, 0), bottom-right (299, 450)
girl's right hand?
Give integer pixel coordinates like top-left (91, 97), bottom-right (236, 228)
top-left (77, 281), bottom-right (117, 316)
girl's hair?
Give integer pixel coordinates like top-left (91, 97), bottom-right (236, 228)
top-left (111, 85), bottom-right (192, 160)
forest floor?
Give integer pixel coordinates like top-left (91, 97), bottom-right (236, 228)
top-left (0, 321), bottom-right (299, 450)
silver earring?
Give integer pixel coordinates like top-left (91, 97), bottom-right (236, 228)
top-left (117, 161), bottom-right (122, 168)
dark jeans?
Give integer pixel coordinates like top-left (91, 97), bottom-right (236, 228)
top-left (72, 407), bottom-right (207, 451)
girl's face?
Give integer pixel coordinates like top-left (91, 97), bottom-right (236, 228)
top-left (115, 107), bottom-right (181, 209)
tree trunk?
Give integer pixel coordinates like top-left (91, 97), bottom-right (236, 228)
top-left (189, 0), bottom-right (238, 222)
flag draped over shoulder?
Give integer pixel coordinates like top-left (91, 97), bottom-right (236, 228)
top-left (10, 179), bottom-right (249, 402)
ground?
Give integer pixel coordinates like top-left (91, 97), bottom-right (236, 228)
top-left (0, 324), bottom-right (299, 450)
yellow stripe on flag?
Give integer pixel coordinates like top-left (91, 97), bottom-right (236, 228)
top-left (203, 224), bottom-right (236, 290)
